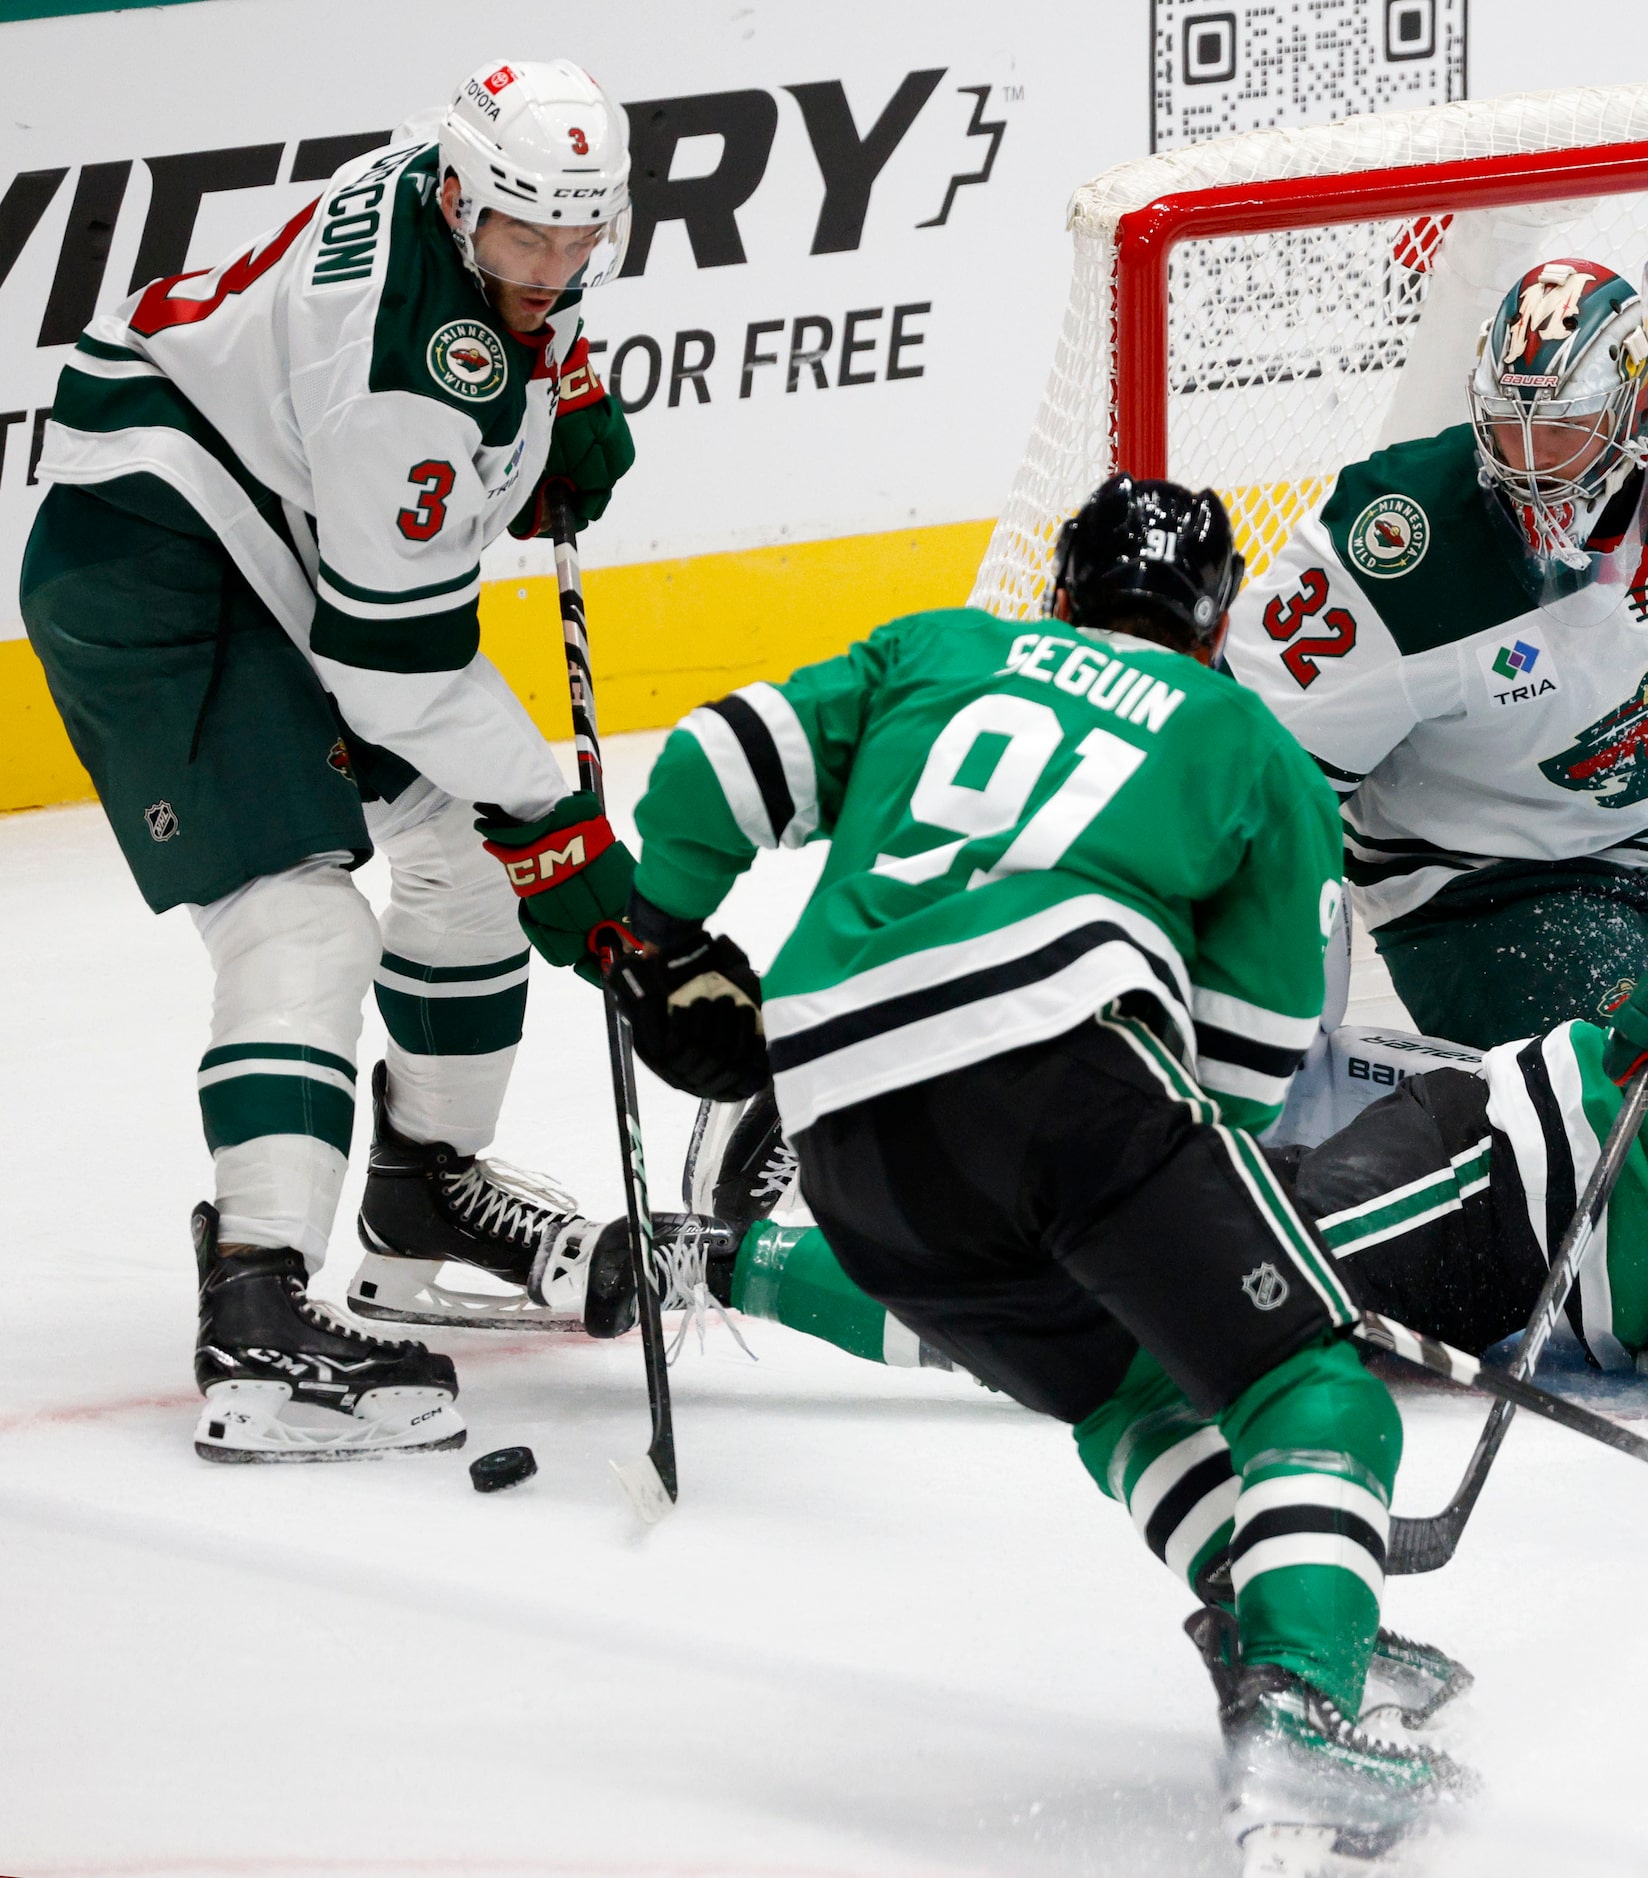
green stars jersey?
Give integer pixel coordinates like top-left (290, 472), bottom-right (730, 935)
top-left (1226, 424), bottom-right (1648, 930)
top-left (35, 141), bottom-right (579, 819)
top-left (633, 607), bottom-right (1343, 1136)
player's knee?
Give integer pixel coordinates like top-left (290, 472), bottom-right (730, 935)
top-left (380, 792), bottom-right (519, 959)
top-left (1219, 1334), bottom-right (1402, 1496)
top-left (197, 859), bottom-right (381, 1048)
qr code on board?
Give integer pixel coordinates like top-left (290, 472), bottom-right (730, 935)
top-left (1151, 0), bottom-right (1467, 151)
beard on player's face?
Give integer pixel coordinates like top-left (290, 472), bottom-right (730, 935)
top-left (439, 177), bottom-right (604, 332)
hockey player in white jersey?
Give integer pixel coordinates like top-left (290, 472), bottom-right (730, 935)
top-left (1227, 257), bottom-right (1648, 1051)
top-left (21, 60), bottom-right (639, 1459)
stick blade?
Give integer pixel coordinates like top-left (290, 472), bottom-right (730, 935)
top-left (610, 1453), bottom-right (676, 1524)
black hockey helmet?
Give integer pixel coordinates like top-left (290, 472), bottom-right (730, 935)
top-left (1047, 474), bottom-right (1244, 646)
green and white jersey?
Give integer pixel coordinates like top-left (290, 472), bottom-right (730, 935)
top-left (1226, 425), bottom-right (1648, 930)
top-left (1481, 1020), bottom-right (1648, 1368)
top-left (37, 141), bottom-right (577, 818)
top-left (633, 608), bottom-right (1343, 1136)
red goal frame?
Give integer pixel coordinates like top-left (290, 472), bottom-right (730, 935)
top-left (1112, 139), bottom-right (1648, 481)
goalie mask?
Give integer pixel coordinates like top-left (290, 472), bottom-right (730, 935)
top-left (1047, 475), bottom-right (1244, 647)
top-left (1470, 257), bottom-right (1648, 625)
top-left (438, 59), bottom-right (630, 299)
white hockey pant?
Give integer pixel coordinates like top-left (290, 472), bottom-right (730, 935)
top-left (190, 782), bottom-right (527, 1267)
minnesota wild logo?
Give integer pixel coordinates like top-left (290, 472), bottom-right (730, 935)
top-left (1539, 670), bottom-right (1648, 806)
top-left (1347, 494), bottom-right (1429, 579)
top-left (426, 319), bottom-right (507, 403)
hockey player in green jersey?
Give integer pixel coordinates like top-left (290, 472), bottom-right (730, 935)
top-left (609, 477), bottom-right (1471, 1871)
top-left (1227, 256), bottom-right (1648, 1051)
top-left (20, 61), bottom-right (640, 1459)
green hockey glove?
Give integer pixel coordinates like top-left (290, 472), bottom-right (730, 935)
top-left (1604, 978), bottom-right (1648, 1085)
top-left (478, 792), bottom-right (636, 985)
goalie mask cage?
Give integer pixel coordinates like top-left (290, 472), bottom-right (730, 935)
top-left (970, 84), bottom-right (1648, 619)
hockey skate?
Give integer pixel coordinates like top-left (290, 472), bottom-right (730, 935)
top-left (192, 1202), bottom-right (464, 1462)
top-left (1188, 1602), bottom-right (1474, 1731)
top-left (349, 1061), bottom-right (599, 1331)
top-left (1187, 1611), bottom-right (1473, 1874)
top-left (580, 1087), bottom-right (797, 1345)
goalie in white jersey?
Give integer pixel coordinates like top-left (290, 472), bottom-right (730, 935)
top-left (21, 60), bottom-right (642, 1460)
top-left (1227, 256), bottom-right (1648, 1051)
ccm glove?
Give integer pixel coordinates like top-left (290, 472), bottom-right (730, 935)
top-left (508, 337), bottom-right (635, 535)
top-left (478, 791), bottom-right (635, 984)
top-left (1603, 977), bottom-right (1648, 1085)
top-left (610, 893), bottom-right (769, 1102)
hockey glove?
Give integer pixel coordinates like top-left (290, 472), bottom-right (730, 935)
top-left (478, 792), bottom-right (636, 986)
top-left (508, 338), bottom-right (635, 535)
top-left (1603, 977), bottom-right (1648, 1085)
top-left (609, 892), bottom-right (769, 1102)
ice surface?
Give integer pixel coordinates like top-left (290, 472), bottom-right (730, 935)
top-left (3, 735), bottom-right (1647, 1877)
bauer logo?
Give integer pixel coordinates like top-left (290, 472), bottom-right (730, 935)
top-left (1478, 627), bottom-right (1558, 708)
top-left (427, 320), bottom-right (507, 403)
top-left (1346, 495), bottom-right (1429, 580)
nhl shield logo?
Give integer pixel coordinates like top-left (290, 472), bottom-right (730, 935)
top-left (144, 800), bottom-right (179, 843)
top-left (1241, 1262), bottom-right (1290, 1311)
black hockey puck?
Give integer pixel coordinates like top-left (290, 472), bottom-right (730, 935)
top-left (469, 1445), bottom-right (538, 1493)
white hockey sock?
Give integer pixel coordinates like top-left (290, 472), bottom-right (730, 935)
top-left (383, 1042), bottom-right (517, 1157)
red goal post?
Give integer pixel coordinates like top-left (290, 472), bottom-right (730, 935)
top-left (971, 85), bottom-right (1648, 619)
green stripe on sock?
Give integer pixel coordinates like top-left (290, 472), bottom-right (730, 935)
top-left (200, 1073), bottom-right (355, 1155)
top-left (379, 950), bottom-right (530, 984)
top-left (199, 1041), bottom-right (355, 1079)
top-left (375, 981), bottom-right (528, 1056)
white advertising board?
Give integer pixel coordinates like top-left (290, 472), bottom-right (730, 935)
top-left (1, 0), bottom-right (1642, 653)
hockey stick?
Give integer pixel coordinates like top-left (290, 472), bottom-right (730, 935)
top-left (1355, 1310), bottom-right (1648, 1467)
top-left (1384, 1064), bottom-right (1648, 1575)
top-left (547, 489), bottom-right (677, 1523)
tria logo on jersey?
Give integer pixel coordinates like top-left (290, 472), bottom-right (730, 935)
top-left (1478, 626), bottom-right (1559, 708)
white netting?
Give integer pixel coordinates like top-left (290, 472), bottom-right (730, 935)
top-left (972, 84), bottom-right (1648, 619)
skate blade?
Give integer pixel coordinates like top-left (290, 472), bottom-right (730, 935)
top-left (1239, 1824), bottom-right (1401, 1876)
top-left (609, 1453), bottom-right (675, 1524)
top-left (194, 1379), bottom-right (466, 1463)
top-left (348, 1250), bottom-right (584, 1334)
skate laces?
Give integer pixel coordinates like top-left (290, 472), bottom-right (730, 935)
top-left (749, 1140), bottom-right (799, 1211)
top-left (442, 1156), bottom-right (579, 1249)
top-left (287, 1276), bottom-right (413, 1351)
top-left (654, 1215), bottom-right (755, 1364)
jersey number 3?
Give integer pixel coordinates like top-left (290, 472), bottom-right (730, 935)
top-left (872, 694), bottom-right (1146, 889)
top-left (397, 460), bottom-right (455, 541)
top-left (1263, 567), bottom-right (1357, 689)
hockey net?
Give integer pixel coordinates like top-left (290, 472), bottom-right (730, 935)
top-left (971, 85), bottom-right (1648, 618)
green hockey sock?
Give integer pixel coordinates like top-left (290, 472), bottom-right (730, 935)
top-left (1218, 1337), bottom-right (1401, 1713)
top-left (731, 1222), bottom-right (902, 1363)
top-left (1073, 1349), bottom-right (1238, 1598)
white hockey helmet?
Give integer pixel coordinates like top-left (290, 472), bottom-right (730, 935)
top-left (438, 59), bottom-right (631, 292)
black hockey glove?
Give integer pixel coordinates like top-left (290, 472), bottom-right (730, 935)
top-left (1603, 978), bottom-right (1648, 1085)
top-left (609, 892), bottom-right (769, 1102)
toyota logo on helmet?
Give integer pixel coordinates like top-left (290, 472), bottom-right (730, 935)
top-left (438, 58), bottom-right (632, 293)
